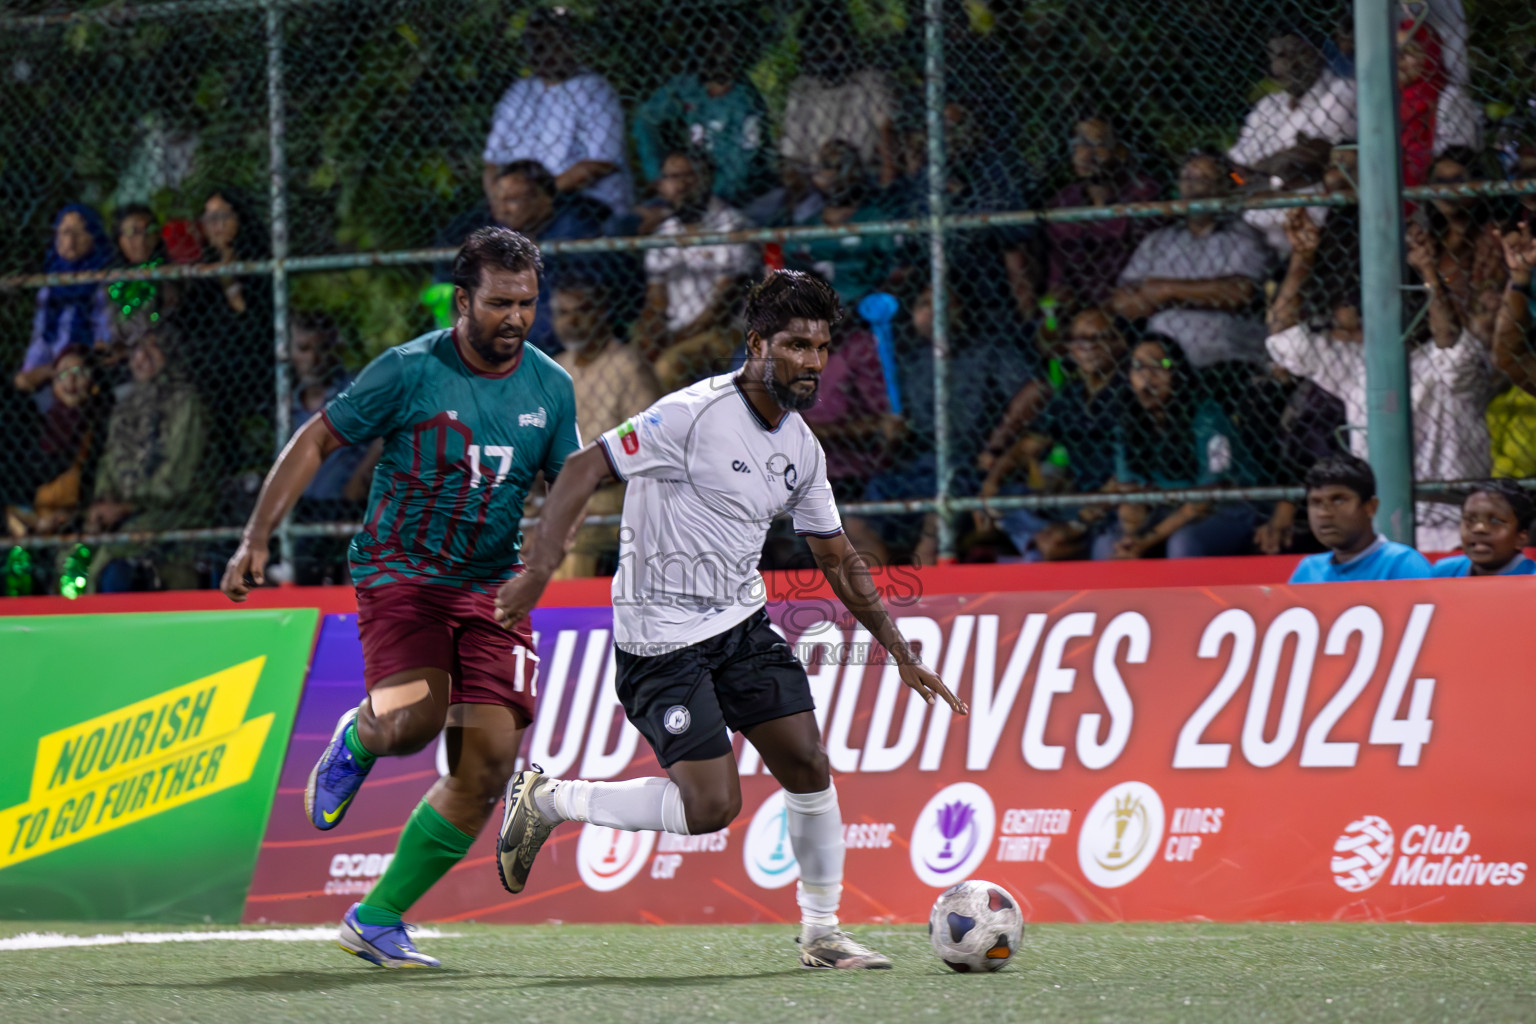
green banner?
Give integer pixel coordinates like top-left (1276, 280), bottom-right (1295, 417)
top-left (0, 610), bottom-right (316, 922)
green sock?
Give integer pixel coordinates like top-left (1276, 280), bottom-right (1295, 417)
top-left (356, 801), bottom-right (475, 926)
top-left (343, 719), bottom-right (376, 767)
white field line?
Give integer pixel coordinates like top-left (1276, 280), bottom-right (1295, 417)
top-left (0, 927), bottom-right (460, 951)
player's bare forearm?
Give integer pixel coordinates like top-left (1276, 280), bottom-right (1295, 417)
top-left (806, 532), bottom-right (967, 714)
top-left (520, 444), bottom-right (614, 577)
top-left (244, 415), bottom-right (340, 544)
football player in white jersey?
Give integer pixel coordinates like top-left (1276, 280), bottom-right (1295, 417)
top-left (492, 270), bottom-right (967, 969)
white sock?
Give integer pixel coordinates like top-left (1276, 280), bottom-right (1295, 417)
top-left (542, 777), bottom-right (690, 835)
top-left (784, 785), bottom-right (844, 941)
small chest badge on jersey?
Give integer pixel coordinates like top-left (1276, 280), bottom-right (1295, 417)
top-left (664, 705), bottom-right (691, 735)
top-left (518, 406), bottom-right (547, 429)
top-left (618, 420), bottom-right (640, 455)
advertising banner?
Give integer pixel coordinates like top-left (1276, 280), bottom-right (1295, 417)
top-left (244, 580), bottom-right (1534, 925)
top-left (0, 610), bottom-right (316, 921)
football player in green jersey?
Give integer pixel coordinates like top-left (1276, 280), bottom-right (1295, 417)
top-left (221, 227), bottom-right (580, 967)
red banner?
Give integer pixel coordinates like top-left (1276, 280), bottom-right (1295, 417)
top-left (244, 578), bottom-right (1535, 925)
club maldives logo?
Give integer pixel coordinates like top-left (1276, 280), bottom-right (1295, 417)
top-left (1077, 781), bottom-right (1165, 888)
top-left (1331, 815), bottom-right (1396, 892)
top-left (743, 790), bottom-right (799, 889)
top-left (576, 823), bottom-right (655, 892)
top-left (909, 782), bottom-right (996, 887)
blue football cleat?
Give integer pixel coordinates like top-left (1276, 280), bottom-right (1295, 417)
top-left (338, 903), bottom-right (439, 969)
top-left (305, 706), bottom-right (373, 831)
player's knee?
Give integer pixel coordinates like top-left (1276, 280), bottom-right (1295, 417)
top-left (776, 745), bottom-right (830, 794)
top-left (366, 705), bottom-right (444, 756)
top-left (681, 787), bottom-right (741, 834)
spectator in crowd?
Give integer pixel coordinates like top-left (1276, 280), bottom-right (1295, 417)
top-left (895, 98), bottom-right (1038, 325)
top-left (1246, 139), bottom-right (1357, 258)
top-left (798, 320), bottom-right (895, 502)
top-left (1228, 27), bottom-right (1357, 189)
top-left (1398, 18), bottom-right (1482, 188)
top-left (85, 319), bottom-right (209, 592)
top-left (1431, 480), bottom-right (1536, 576)
top-left (550, 278), bottom-right (661, 578)
top-left (842, 283), bottom-right (1030, 566)
top-left (190, 187), bottom-right (273, 473)
top-left (482, 7), bottom-right (630, 216)
top-left (4, 346), bottom-right (108, 538)
top-left (1094, 336), bottom-right (1265, 560)
top-left (1267, 205), bottom-right (1493, 551)
top-left (1043, 116), bottom-right (1162, 319)
top-left (438, 160), bottom-right (624, 354)
top-left (1488, 217), bottom-right (1536, 475)
top-left (289, 313), bottom-right (375, 507)
top-left (1412, 148), bottom-right (1508, 343)
top-left (1109, 151), bottom-right (1274, 370)
top-left (635, 151), bottom-right (759, 390)
top-left (286, 313), bottom-right (376, 584)
top-left (1253, 376), bottom-right (1348, 555)
top-left (778, 7), bottom-right (897, 196)
top-left (980, 308), bottom-right (1133, 561)
top-left (783, 140), bottom-right (908, 307)
top-left (1289, 454), bottom-right (1433, 582)
top-left (107, 204), bottom-right (172, 331)
top-left (1492, 217), bottom-right (1536, 394)
top-left (13, 204), bottom-right (112, 408)
top-left (632, 19), bottom-right (772, 209)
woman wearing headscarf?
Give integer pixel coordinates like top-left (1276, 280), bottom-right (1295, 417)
top-left (13, 204), bottom-right (112, 407)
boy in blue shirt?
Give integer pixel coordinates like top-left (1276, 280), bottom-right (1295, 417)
top-left (1432, 480), bottom-right (1536, 577)
top-left (1290, 454), bottom-right (1433, 583)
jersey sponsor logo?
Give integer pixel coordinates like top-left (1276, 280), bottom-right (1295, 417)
top-left (618, 421), bottom-right (639, 455)
top-left (731, 460), bottom-right (750, 474)
top-left (1, 658), bottom-right (274, 870)
top-left (910, 782), bottom-right (995, 887)
top-left (1076, 781), bottom-right (1164, 888)
top-left (576, 823), bottom-right (655, 892)
top-left (743, 790), bottom-right (799, 888)
top-left (663, 705), bottom-right (691, 735)
top-left (518, 406), bottom-right (547, 429)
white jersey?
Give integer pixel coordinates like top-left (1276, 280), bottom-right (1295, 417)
top-left (596, 373), bottom-right (843, 652)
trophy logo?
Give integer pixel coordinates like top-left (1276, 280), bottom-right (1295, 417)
top-left (744, 790), bottom-right (799, 889)
top-left (910, 783), bottom-right (996, 887)
top-left (576, 822), bottom-right (655, 892)
top-left (1077, 782), bottom-right (1165, 889)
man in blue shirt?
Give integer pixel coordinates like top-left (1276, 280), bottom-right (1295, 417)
top-left (1431, 480), bottom-right (1536, 577)
top-left (1290, 454), bottom-right (1433, 583)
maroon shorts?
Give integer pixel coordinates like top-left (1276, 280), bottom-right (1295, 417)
top-left (355, 578), bottom-right (538, 720)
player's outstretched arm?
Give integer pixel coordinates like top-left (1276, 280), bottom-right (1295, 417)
top-left (220, 414), bottom-right (343, 602)
top-left (493, 444), bottom-right (614, 627)
top-left (804, 532), bottom-right (968, 715)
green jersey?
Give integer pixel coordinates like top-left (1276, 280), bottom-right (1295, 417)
top-left (321, 328), bottom-right (580, 592)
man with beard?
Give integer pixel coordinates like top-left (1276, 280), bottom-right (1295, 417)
top-left (491, 270), bottom-right (966, 970)
top-left (1228, 27), bottom-right (1357, 189)
top-left (637, 150), bottom-right (759, 390)
top-left (219, 227), bottom-right (580, 968)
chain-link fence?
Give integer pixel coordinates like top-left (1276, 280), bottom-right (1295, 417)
top-left (2, 0), bottom-right (1535, 593)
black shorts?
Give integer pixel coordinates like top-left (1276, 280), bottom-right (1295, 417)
top-left (614, 609), bottom-right (815, 768)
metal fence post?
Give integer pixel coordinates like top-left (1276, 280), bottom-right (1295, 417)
top-left (266, 0), bottom-right (293, 566)
top-left (924, 0), bottom-right (952, 563)
top-left (1355, 0), bottom-right (1414, 542)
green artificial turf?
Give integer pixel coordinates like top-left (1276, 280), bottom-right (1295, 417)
top-left (0, 921), bottom-right (1532, 1024)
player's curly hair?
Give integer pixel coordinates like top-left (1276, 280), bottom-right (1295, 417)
top-left (452, 226), bottom-right (544, 295)
top-left (743, 270), bottom-right (842, 343)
